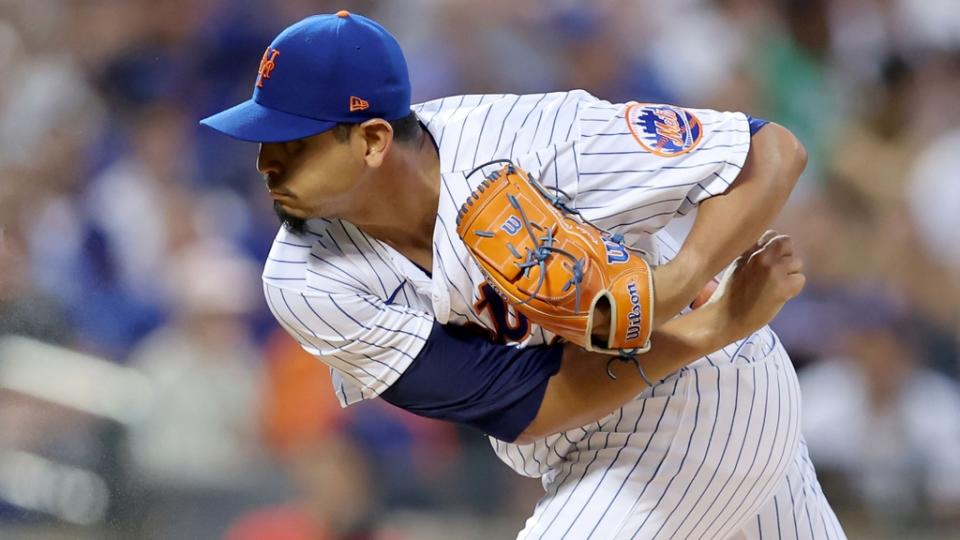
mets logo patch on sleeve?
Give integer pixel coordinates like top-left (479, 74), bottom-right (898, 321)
top-left (625, 103), bottom-right (703, 157)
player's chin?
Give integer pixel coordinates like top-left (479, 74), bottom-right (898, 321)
top-left (273, 201), bottom-right (311, 233)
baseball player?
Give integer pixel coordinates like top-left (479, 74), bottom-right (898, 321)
top-left (201, 12), bottom-right (845, 539)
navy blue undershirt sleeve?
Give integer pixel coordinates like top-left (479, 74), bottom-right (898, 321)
top-left (746, 115), bottom-right (770, 136)
top-left (378, 321), bottom-right (563, 442)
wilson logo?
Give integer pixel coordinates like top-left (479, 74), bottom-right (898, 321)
top-left (603, 239), bottom-right (629, 264)
top-left (625, 281), bottom-right (644, 340)
top-left (501, 215), bottom-right (522, 235)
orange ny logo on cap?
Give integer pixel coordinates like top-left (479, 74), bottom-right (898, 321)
top-left (256, 47), bottom-right (280, 88)
top-left (349, 96), bottom-right (369, 112)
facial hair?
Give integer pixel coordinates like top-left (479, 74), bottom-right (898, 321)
top-left (273, 201), bottom-right (307, 234)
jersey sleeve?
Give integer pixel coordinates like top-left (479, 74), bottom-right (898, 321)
top-left (570, 101), bottom-right (752, 236)
top-left (262, 280), bottom-right (434, 405)
top-left (379, 322), bottom-right (563, 442)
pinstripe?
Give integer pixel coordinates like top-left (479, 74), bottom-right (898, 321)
top-left (373, 324), bottom-right (426, 340)
top-left (605, 209), bottom-right (683, 231)
top-left (524, 450), bottom-right (579, 526)
top-left (496, 439), bottom-right (520, 473)
top-left (316, 225), bottom-right (346, 254)
top-left (436, 95), bottom-right (466, 148)
top-left (551, 403), bottom-right (646, 539)
top-left (298, 295), bottom-right (408, 374)
top-left (305, 284), bottom-right (342, 295)
top-left (525, 107), bottom-right (547, 156)
top-left (537, 439), bottom-right (608, 536)
top-left (466, 95), bottom-right (497, 169)
top-left (708, 359), bottom-right (788, 538)
top-left (703, 364), bottom-right (770, 538)
top-left (578, 160), bottom-right (742, 176)
top-left (563, 100), bottom-right (579, 142)
top-left (416, 97), bottom-right (445, 129)
top-left (355, 228), bottom-right (408, 293)
top-left (450, 95), bottom-right (491, 172)
top-left (433, 213), bottom-right (476, 308)
top-left (797, 454), bottom-right (817, 540)
top-left (308, 252), bottom-right (369, 289)
top-left (530, 440), bottom-right (545, 476)
top-left (357, 296), bottom-right (432, 321)
top-left (508, 94), bottom-right (550, 158)
top-left (490, 94), bottom-right (524, 157)
top-left (330, 367), bottom-right (349, 404)
top-left (800, 445), bottom-right (844, 539)
top-left (545, 92), bottom-right (573, 151)
top-left (583, 379), bottom-right (681, 539)
top-left (305, 266), bottom-right (367, 290)
top-left (575, 197), bottom-right (682, 212)
top-left (338, 221), bottom-right (389, 297)
top-left (667, 368), bottom-right (740, 539)
top-left (721, 345), bottom-right (802, 535)
top-left (775, 495), bottom-right (783, 540)
top-left (325, 296), bottom-right (417, 363)
top-left (580, 149), bottom-right (651, 156)
top-left (276, 239), bottom-right (310, 248)
top-left (571, 141), bottom-right (581, 203)
top-left (581, 131), bottom-right (633, 137)
top-left (384, 280), bottom-right (406, 305)
top-left (266, 287), bottom-right (382, 389)
top-left (633, 371), bottom-right (707, 539)
top-left (785, 474), bottom-right (800, 540)
top-left (513, 442), bottom-right (531, 476)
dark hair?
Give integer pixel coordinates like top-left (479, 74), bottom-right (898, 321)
top-left (332, 111), bottom-right (421, 144)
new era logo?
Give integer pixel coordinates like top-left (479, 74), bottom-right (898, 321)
top-left (349, 96), bottom-right (369, 112)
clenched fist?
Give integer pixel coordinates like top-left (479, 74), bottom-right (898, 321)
top-left (704, 230), bottom-right (806, 340)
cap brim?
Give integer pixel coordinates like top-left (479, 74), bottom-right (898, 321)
top-left (199, 99), bottom-right (338, 143)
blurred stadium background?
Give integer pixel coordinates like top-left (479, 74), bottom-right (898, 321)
top-left (0, 0), bottom-right (958, 538)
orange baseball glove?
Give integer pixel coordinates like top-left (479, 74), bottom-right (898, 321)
top-left (456, 162), bottom-right (654, 356)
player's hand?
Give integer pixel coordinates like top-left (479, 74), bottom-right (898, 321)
top-left (706, 230), bottom-right (805, 340)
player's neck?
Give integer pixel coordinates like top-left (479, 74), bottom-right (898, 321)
top-left (351, 129), bottom-right (440, 268)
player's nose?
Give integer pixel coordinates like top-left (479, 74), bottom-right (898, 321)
top-left (256, 142), bottom-right (284, 177)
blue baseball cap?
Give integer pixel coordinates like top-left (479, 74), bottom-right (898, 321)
top-left (200, 11), bottom-right (411, 143)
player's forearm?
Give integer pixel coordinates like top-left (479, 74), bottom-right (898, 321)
top-left (518, 302), bottom-right (734, 443)
top-left (653, 123), bottom-right (806, 325)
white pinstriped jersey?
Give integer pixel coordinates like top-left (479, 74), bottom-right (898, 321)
top-left (262, 89), bottom-right (751, 464)
top-left (262, 90), bottom-right (845, 539)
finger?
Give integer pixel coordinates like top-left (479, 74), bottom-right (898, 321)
top-left (742, 230), bottom-right (779, 259)
top-left (757, 229), bottom-right (779, 247)
top-left (756, 237), bottom-right (786, 266)
top-left (763, 234), bottom-right (795, 258)
top-left (772, 254), bottom-right (803, 273)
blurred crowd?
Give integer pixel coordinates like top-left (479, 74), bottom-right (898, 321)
top-left (0, 0), bottom-right (957, 538)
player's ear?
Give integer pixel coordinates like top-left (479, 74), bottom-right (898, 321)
top-left (356, 118), bottom-right (394, 168)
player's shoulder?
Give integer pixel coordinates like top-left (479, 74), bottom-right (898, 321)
top-left (413, 90), bottom-right (598, 126)
top-left (263, 219), bottom-right (380, 296)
